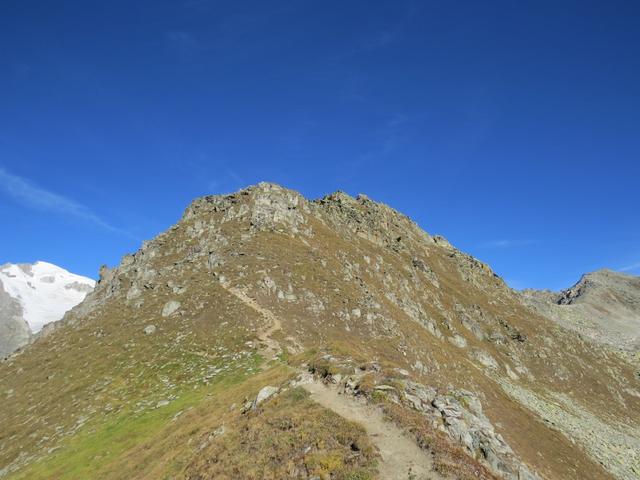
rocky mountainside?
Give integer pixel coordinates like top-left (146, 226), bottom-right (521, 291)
top-left (0, 262), bottom-right (95, 358)
top-left (522, 269), bottom-right (640, 352)
top-left (0, 283), bottom-right (31, 361)
top-left (1, 183), bottom-right (639, 480)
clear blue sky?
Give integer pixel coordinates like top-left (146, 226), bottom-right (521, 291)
top-left (1, 1), bottom-right (639, 290)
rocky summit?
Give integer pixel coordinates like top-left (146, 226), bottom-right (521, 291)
top-left (1, 183), bottom-right (639, 480)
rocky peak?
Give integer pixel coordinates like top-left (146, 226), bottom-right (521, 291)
top-left (182, 183), bottom-right (432, 247)
top-left (558, 269), bottom-right (640, 306)
top-left (85, 183), bottom-right (506, 320)
top-left (522, 268), bottom-right (640, 353)
top-left (310, 188), bottom-right (435, 255)
top-left (181, 182), bottom-right (309, 233)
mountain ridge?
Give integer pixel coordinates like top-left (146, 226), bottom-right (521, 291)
top-left (522, 268), bottom-right (640, 352)
top-left (1, 183), bottom-right (638, 480)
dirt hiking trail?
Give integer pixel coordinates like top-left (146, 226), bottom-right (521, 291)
top-left (302, 381), bottom-right (442, 480)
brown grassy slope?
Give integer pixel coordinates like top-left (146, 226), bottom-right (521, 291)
top-left (187, 186), bottom-right (637, 478)
top-left (185, 386), bottom-right (378, 480)
top-left (1, 183), bottom-right (638, 479)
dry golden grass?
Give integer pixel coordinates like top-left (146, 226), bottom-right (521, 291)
top-left (186, 387), bottom-right (378, 480)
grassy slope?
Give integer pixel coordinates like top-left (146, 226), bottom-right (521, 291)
top-left (9, 357), bottom-right (382, 480)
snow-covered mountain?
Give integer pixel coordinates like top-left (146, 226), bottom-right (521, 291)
top-left (0, 261), bottom-right (95, 357)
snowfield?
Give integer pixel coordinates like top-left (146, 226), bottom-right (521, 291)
top-left (0, 261), bottom-right (95, 332)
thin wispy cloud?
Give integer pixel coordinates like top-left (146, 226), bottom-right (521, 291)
top-left (387, 113), bottom-right (408, 128)
top-left (201, 169), bottom-right (248, 195)
top-left (226, 169), bottom-right (246, 188)
top-left (374, 113), bottom-right (410, 155)
top-left (334, 31), bottom-right (398, 61)
top-left (183, 0), bottom-right (212, 11)
top-left (480, 239), bottom-right (537, 249)
top-left (360, 31), bottom-right (396, 50)
top-left (165, 30), bottom-right (203, 57)
top-left (619, 261), bottom-right (640, 272)
top-left (0, 167), bottom-right (135, 238)
top-left (338, 113), bottom-right (411, 181)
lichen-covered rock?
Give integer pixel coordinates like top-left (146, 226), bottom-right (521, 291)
top-left (161, 300), bottom-right (181, 317)
top-left (248, 183), bottom-right (309, 233)
top-left (143, 325), bottom-right (156, 335)
top-left (255, 385), bottom-right (279, 406)
top-left (321, 365), bottom-right (539, 480)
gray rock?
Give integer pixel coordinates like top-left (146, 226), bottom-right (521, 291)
top-left (448, 334), bottom-right (467, 348)
top-left (403, 381), bottom-right (437, 407)
top-left (255, 385), bottom-right (279, 405)
top-left (249, 183), bottom-right (308, 233)
top-left (126, 285), bottom-right (142, 301)
top-left (374, 384), bottom-right (396, 391)
top-left (161, 300), bottom-right (181, 317)
top-left (470, 349), bottom-right (499, 370)
top-left (143, 325), bottom-right (157, 335)
top-left (404, 393), bottom-right (424, 411)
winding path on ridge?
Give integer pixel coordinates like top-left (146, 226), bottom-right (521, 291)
top-left (226, 286), bottom-right (283, 360)
top-left (225, 284), bottom-right (439, 478)
top-left (302, 381), bottom-right (441, 480)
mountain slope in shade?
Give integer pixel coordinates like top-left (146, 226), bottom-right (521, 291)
top-left (0, 184), bottom-right (638, 480)
top-left (0, 262), bottom-right (95, 357)
top-left (522, 269), bottom-right (640, 352)
top-left (0, 282), bottom-right (31, 359)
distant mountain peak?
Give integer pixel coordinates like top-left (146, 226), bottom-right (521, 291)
top-left (522, 267), bottom-right (640, 352)
top-left (0, 261), bottom-right (95, 357)
top-left (558, 268), bottom-right (640, 305)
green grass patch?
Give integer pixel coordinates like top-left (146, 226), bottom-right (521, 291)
top-left (9, 354), bottom-right (263, 480)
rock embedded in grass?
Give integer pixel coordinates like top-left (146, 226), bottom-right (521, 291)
top-left (161, 300), bottom-right (181, 317)
top-left (255, 385), bottom-right (279, 405)
top-left (143, 325), bottom-right (156, 335)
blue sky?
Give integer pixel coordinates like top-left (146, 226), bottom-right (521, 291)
top-left (1, 0), bottom-right (639, 290)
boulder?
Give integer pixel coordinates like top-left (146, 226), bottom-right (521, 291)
top-left (255, 385), bottom-right (279, 405)
top-left (143, 325), bottom-right (156, 335)
top-left (161, 300), bottom-right (181, 317)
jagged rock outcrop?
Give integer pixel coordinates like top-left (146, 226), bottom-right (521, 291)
top-left (307, 356), bottom-right (538, 479)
